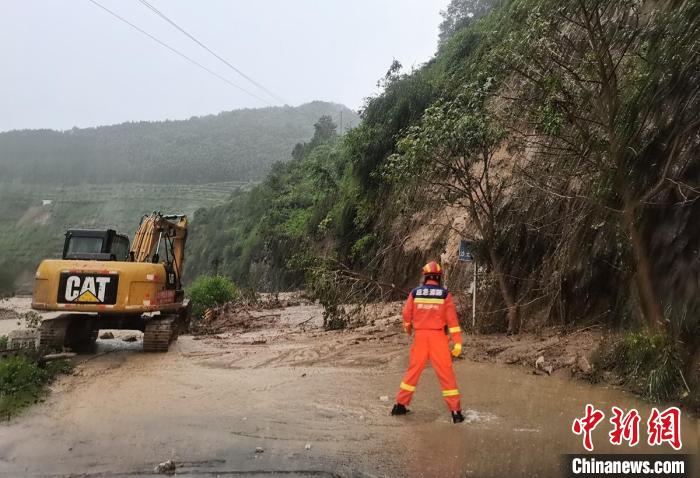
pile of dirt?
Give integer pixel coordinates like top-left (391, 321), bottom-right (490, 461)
top-left (370, 306), bottom-right (602, 381)
top-left (191, 293), bottom-right (314, 336)
top-left (256, 291), bottom-right (312, 309)
top-left (194, 293), bottom-right (604, 385)
top-left (192, 302), bottom-right (282, 335)
top-left (459, 325), bottom-right (603, 378)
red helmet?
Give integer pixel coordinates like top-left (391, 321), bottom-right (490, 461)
top-left (421, 261), bottom-right (443, 276)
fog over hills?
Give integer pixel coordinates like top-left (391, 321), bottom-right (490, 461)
top-left (0, 101), bottom-right (359, 184)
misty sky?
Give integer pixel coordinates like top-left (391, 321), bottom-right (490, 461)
top-left (0, 0), bottom-right (449, 132)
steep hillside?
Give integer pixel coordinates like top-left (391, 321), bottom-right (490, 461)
top-left (185, 116), bottom-right (346, 289)
top-left (0, 101), bottom-right (359, 184)
top-left (188, 0), bottom-right (699, 404)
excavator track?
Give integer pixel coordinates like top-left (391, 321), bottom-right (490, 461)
top-left (39, 314), bottom-right (97, 353)
top-left (76, 328), bottom-right (99, 353)
top-left (143, 315), bottom-right (178, 352)
top-left (38, 316), bottom-right (70, 350)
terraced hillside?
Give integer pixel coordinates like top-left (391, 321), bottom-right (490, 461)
top-left (0, 181), bottom-right (245, 294)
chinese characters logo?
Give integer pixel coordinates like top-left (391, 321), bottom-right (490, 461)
top-left (572, 404), bottom-right (682, 451)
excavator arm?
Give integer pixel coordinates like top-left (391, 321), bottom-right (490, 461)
top-left (130, 213), bottom-right (188, 287)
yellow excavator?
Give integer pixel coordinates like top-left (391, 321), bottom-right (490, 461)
top-left (31, 212), bottom-right (190, 352)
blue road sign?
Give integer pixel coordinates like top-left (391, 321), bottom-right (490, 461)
top-left (459, 240), bottom-right (474, 262)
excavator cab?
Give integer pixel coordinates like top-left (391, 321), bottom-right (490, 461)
top-left (63, 229), bottom-right (130, 262)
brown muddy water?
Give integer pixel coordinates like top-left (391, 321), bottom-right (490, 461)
top-left (0, 301), bottom-right (697, 477)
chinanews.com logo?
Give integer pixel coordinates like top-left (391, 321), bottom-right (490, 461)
top-left (564, 404), bottom-right (692, 477)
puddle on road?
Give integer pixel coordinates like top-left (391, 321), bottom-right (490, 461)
top-left (391, 360), bottom-right (699, 477)
top-left (462, 409), bottom-right (498, 423)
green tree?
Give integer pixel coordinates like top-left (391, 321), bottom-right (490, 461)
top-left (439, 0), bottom-right (497, 46)
top-left (187, 275), bottom-right (240, 319)
top-left (388, 85), bottom-right (521, 332)
top-left (311, 115), bottom-right (338, 144)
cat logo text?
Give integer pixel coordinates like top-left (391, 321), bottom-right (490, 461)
top-left (57, 273), bottom-right (119, 305)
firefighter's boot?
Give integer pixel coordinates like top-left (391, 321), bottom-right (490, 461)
top-left (391, 403), bottom-right (409, 416)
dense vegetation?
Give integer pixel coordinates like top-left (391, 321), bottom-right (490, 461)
top-left (0, 102), bottom-right (358, 184)
top-left (189, 0), bottom-right (699, 403)
top-left (187, 275), bottom-right (240, 319)
top-left (186, 115), bottom-right (348, 287)
top-left (0, 357), bottom-right (73, 420)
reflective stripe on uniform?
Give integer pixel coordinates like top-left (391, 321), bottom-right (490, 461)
top-left (400, 382), bottom-right (416, 392)
top-left (442, 389), bottom-right (460, 397)
top-left (414, 298), bottom-right (445, 305)
top-left (448, 326), bottom-right (461, 333)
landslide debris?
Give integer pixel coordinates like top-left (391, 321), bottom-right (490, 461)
top-left (191, 293), bottom-right (305, 335)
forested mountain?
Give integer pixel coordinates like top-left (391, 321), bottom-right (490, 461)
top-left (188, 0), bottom-right (699, 404)
top-left (186, 116), bottom-right (345, 287)
top-left (0, 102), bottom-right (358, 295)
top-left (0, 101), bottom-right (358, 184)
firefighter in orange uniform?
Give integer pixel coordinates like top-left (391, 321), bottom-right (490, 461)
top-left (391, 261), bottom-right (465, 423)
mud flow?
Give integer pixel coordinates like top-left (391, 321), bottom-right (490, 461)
top-left (0, 300), bottom-right (697, 477)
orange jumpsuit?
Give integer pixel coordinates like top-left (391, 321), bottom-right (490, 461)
top-left (396, 279), bottom-right (462, 411)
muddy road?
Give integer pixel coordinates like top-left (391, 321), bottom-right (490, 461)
top-left (0, 300), bottom-right (698, 477)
